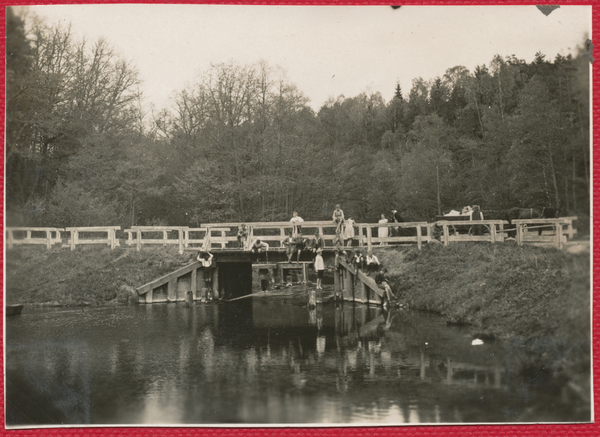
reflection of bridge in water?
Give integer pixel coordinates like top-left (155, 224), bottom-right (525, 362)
top-left (10, 297), bottom-right (566, 425)
top-left (251, 299), bottom-right (507, 391)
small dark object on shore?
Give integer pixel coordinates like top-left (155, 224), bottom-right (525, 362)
top-left (6, 304), bottom-right (24, 316)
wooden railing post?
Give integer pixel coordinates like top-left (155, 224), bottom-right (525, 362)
top-left (46, 230), bottom-right (52, 250)
top-left (279, 227), bottom-right (286, 248)
top-left (71, 230), bottom-right (78, 251)
top-left (366, 226), bottom-right (372, 252)
top-left (442, 223), bottom-right (449, 246)
top-left (136, 229), bottom-right (142, 251)
top-left (556, 223), bottom-right (563, 249)
top-left (516, 224), bottom-right (524, 246)
top-left (416, 225), bottom-right (422, 250)
top-left (490, 224), bottom-right (497, 244)
top-left (178, 229), bottom-right (184, 254)
top-left (7, 230), bottom-right (14, 250)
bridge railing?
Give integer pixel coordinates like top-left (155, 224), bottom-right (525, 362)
top-left (359, 222), bottom-right (431, 250)
top-left (6, 227), bottom-right (64, 250)
top-left (200, 221), bottom-right (345, 250)
top-left (430, 220), bottom-right (510, 246)
top-left (560, 216), bottom-right (578, 240)
top-left (512, 218), bottom-right (573, 249)
top-left (64, 226), bottom-right (122, 250)
top-left (124, 226), bottom-right (187, 254)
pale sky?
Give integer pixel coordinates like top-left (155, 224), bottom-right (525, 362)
top-left (20, 5), bottom-right (591, 112)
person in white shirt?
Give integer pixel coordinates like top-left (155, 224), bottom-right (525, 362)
top-left (290, 211), bottom-right (304, 237)
top-left (366, 251), bottom-right (380, 274)
top-left (197, 251), bottom-right (214, 301)
top-left (314, 249), bottom-right (325, 290)
top-left (344, 217), bottom-right (355, 246)
top-left (251, 239), bottom-right (269, 263)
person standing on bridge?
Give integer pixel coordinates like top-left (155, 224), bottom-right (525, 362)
top-left (314, 249), bottom-right (325, 290)
top-left (237, 224), bottom-right (248, 249)
top-left (378, 213), bottom-right (389, 245)
top-left (344, 217), bottom-right (355, 246)
top-left (290, 211), bottom-right (304, 237)
top-left (332, 204), bottom-right (345, 233)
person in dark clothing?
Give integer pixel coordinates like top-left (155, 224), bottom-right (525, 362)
top-left (375, 267), bottom-right (396, 302)
top-left (293, 232), bottom-right (306, 263)
top-left (259, 269), bottom-right (270, 292)
top-left (308, 231), bottom-right (325, 255)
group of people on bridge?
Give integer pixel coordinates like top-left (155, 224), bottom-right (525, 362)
top-left (235, 205), bottom-right (410, 263)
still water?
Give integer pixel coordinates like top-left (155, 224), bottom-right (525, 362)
top-left (5, 289), bottom-right (584, 426)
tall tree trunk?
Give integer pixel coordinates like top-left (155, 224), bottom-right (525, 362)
top-left (546, 143), bottom-right (560, 209)
top-left (436, 165), bottom-right (441, 216)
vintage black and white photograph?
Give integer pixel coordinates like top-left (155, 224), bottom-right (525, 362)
top-left (4, 4), bottom-right (592, 427)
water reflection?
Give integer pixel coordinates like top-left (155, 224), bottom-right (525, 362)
top-left (5, 297), bottom-right (585, 426)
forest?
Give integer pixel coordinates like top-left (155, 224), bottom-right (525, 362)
top-left (5, 8), bottom-right (591, 229)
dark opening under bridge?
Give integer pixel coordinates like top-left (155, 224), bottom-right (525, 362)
top-left (134, 249), bottom-right (387, 306)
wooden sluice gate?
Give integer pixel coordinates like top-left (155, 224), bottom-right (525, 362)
top-left (334, 258), bottom-right (385, 305)
top-left (136, 261), bottom-right (222, 304)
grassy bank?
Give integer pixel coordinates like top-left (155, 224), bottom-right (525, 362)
top-left (374, 242), bottom-right (591, 410)
top-left (5, 246), bottom-right (194, 306)
top-left (374, 243), bottom-right (589, 340)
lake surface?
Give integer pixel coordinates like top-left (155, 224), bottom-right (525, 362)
top-left (5, 288), bottom-right (588, 426)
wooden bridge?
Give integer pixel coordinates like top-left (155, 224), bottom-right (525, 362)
top-left (6, 217), bottom-right (580, 305)
top-left (6, 217), bottom-right (578, 253)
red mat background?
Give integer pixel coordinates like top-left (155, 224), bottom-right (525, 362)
top-left (0, 0), bottom-right (597, 435)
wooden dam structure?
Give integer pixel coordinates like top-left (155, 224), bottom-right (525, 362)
top-left (6, 217), bottom-right (579, 306)
top-left (134, 252), bottom-right (386, 306)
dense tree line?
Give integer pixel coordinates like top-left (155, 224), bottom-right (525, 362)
top-left (6, 8), bottom-right (590, 228)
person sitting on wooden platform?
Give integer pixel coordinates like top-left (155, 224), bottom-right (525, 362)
top-left (366, 251), bottom-right (380, 274)
top-left (283, 231), bottom-right (295, 262)
top-left (251, 239), bottom-right (269, 263)
top-left (307, 230), bottom-right (324, 257)
top-left (293, 232), bottom-right (306, 263)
